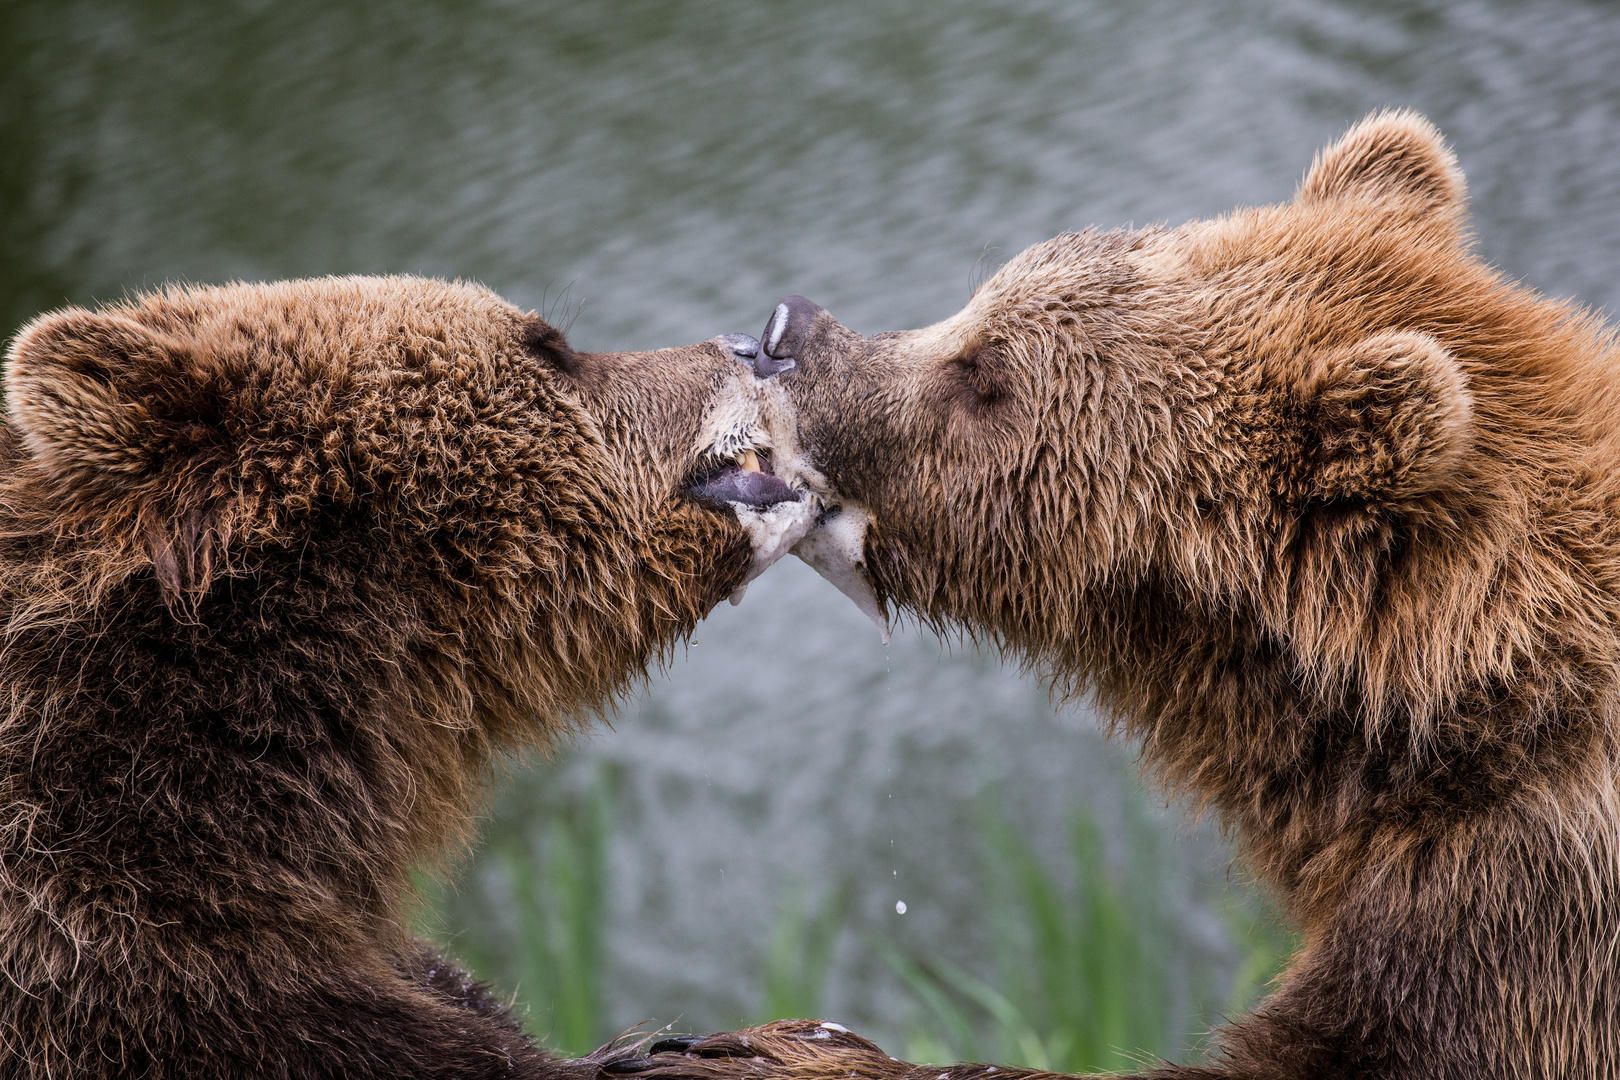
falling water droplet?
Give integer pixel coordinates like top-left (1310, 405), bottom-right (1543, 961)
top-left (895, 900), bottom-right (907, 914)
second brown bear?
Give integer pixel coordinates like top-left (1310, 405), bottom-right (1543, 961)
top-left (633, 111), bottom-right (1620, 1080)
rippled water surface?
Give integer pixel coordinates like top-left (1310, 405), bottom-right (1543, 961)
top-left (5, 0), bottom-right (1619, 1058)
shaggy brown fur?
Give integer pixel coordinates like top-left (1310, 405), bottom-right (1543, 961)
top-left (629, 112), bottom-right (1620, 1078)
top-left (0, 276), bottom-right (776, 1079)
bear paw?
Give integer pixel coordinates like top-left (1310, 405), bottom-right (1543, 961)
top-left (599, 1020), bottom-right (1058, 1080)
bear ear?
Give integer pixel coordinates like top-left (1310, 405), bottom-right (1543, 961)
top-left (1298, 109), bottom-right (1466, 218)
top-left (1299, 329), bottom-right (1472, 505)
top-left (5, 307), bottom-right (236, 594)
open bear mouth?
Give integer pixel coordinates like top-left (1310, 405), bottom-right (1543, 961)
top-left (684, 447), bottom-right (802, 507)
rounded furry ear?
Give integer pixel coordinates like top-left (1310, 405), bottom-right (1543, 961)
top-left (5, 306), bottom-right (236, 595)
top-left (5, 308), bottom-right (228, 502)
top-left (1299, 110), bottom-right (1466, 218)
top-left (1302, 329), bottom-right (1472, 504)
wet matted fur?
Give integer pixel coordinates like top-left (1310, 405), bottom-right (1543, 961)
top-left (628, 112), bottom-right (1620, 1079)
top-left (0, 276), bottom-right (765, 1079)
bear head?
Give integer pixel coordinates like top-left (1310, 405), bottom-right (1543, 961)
top-left (0, 274), bottom-right (817, 930)
top-left (758, 111), bottom-right (1620, 893)
top-left (612, 111), bottom-right (1620, 1080)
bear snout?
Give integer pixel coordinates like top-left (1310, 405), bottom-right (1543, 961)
top-left (755, 295), bottom-right (828, 377)
top-left (719, 333), bottom-right (762, 365)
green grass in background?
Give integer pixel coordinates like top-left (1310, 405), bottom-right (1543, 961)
top-left (880, 802), bottom-right (1175, 1071)
top-left (867, 802), bottom-right (1295, 1070)
top-left (414, 768), bottom-right (614, 1057)
top-left (417, 770), bottom-right (1295, 1066)
top-left (754, 878), bottom-right (854, 1024)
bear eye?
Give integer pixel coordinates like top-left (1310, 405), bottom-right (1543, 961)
top-left (519, 316), bottom-right (582, 378)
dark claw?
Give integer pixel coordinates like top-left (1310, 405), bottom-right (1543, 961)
top-left (636, 1031), bottom-right (776, 1062)
top-left (600, 1058), bottom-right (655, 1075)
top-left (683, 1032), bottom-right (772, 1059)
top-left (755, 295), bottom-right (826, 377)
top-left (719, 333), bottom-right (760, 361)
top-left (648, 1036), bottom-right (704, 1055)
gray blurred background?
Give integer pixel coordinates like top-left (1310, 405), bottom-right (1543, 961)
top-left (4, 0), bottom-right (1618, 1070)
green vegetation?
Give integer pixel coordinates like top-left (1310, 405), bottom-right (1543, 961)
top-left (877, 804), bottom-right (1175, 1072)
top-left (860, 802), bottom-right (1296, 1070)
top-left (417, 773), bottom-right (1295, 1067)
top-left (754, 879), bottom-right (853, 1024)
top-left (414, 768), bottom-right (614, 1057)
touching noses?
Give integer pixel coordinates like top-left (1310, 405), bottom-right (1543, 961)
top-left (722, 295), bottom-right (827, 379)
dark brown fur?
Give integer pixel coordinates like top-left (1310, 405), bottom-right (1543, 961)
top-left (631, 113), bottom-right (1620, 1078)
top-left (0, 276), bottom-right (761, 1078)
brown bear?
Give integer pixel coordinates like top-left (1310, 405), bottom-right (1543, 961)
top-left (0, 275), bottom-right (825, 1080)
top-left (628, 112), bottom-right (1620, 1079)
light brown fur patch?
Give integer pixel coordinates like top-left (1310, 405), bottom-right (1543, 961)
top-left (632, 111), bottom-right (1620, 1080)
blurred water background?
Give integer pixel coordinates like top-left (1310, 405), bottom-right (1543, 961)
top-left (4, 0), bottom-right (1619, 1070)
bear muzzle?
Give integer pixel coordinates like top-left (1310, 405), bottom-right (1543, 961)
top-left (681, 332), bottom-right (807, 507)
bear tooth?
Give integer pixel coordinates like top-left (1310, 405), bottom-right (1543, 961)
top-left (738, 449), bottom-right (761, 473)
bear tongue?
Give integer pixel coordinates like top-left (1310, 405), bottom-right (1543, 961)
top-left (688, 466), bottom-right (800, 507)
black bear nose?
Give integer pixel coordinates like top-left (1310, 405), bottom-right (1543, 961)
top-left (754, 295), bottom-right (826, 378)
